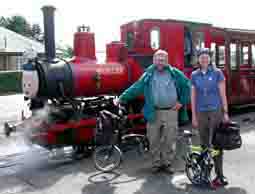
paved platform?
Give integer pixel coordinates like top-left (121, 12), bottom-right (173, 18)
top-left (0, 95), bottom-right (254, 194)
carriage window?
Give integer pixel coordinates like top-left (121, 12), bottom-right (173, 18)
top-left (210, 43), bottom-right (216, 66)
top-left (184, 29), bottom-right (194, 67)
top-left (230, 44), bottom-right (237, 69)
top-left (126, 32), bottom-right (134, 49)
top-left (241, 46), bottom-right (249, 65)
top-left (218, 46), bottom-right (225, 67)
top-left (194, 31), bottom-right (205, 50)
top-left (150, 28), bottom-right (160, 50)
top-left (252, 44), bottom-right (255, 66)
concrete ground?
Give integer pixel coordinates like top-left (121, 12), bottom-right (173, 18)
top-left (0, 95), bottom-right (254, 194)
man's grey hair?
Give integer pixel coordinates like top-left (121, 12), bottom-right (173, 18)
top-left (154, 49), bottom-right (168, 57)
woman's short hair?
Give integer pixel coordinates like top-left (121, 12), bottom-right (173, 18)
top-left (197, 48), bottom-right (212, 57)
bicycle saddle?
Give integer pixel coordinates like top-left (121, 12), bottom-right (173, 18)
top-left (183, 130), bottom-right (193, 138)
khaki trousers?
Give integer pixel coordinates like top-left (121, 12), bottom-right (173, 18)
top-left (197, 110), bottom-right (224, 177)
top-left (147, 109), bottom-right (178, 167)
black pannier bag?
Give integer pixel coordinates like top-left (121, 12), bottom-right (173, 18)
top-left (212, 121), bottom-right (242, 150)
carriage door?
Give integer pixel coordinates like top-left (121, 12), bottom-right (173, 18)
top-left (249, 44), bottom-right (255, 101)
top-left (239, 43), bottom-right (254, 102)
top-left (226, 42), bottom-right (252, 104)
top-left (228, 43), bottom-right (241, 103)
top-left (211, 42), bottom-right (241, 104)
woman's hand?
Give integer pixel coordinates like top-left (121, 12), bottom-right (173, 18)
top-left (192, 117), bottom-right (198, 129)
top-left (223, 112), bottom-right (230, 123)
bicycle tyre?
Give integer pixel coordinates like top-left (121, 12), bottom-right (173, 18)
top-left (93, 145), bottom-right (122, 172)
top-left (185, 152), bottom-right (202, 185)
top-left (122, 134), bottom-right (149, 154)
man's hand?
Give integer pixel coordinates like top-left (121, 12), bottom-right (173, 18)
top-left (172, 102), bottom-right (182, 111)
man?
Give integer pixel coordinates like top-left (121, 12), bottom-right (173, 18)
top-left (118, 49), bottom-right (191, 173)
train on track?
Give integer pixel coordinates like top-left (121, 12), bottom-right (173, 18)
top-left (4, 5), bottom-right (255, 157)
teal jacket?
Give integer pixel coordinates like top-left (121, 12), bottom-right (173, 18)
top-left (119, 64), bottom-right (191, 123)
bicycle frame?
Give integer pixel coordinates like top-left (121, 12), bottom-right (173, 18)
top-left (184, 131), bottom-right (221, 158)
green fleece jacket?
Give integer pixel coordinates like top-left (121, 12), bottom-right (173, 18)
top-left (119, 64), bottom-right (191, 123)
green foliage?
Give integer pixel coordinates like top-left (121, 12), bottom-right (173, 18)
top-left (31, 23), bottom-right (43, 42)
top-left (0, 15), bottom-right (43, 42)
top-left (5, 15), bottom-right (30, 36)
top-left (0, 71), bottom-right (22, 95)
top-left (57, 45), bottom-right (74, 58)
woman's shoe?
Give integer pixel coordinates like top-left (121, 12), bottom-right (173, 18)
top-left (211, 176), bottom-right (228, 188)
top-left (219, 176), bottom-right (229, 186)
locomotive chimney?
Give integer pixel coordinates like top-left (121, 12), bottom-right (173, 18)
top-left (41, 5), bottom-right (56, 62)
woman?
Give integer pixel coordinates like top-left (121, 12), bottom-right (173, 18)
top-left (191, 48), bottom-right (230, 187)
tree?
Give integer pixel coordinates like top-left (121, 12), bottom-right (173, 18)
top-left (0, 17), bottom-right (8, 27)
top-left (5, 15), bottom-right (31, 37)
top-left (31, 24), bottom-right (42, 40)
top-left (1, 15), bottom-right (44, 42)
top-left (57, 45), bottom-right (74, 58)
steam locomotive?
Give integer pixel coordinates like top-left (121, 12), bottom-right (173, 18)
top-left (4, 6), bottom-right (147, 156)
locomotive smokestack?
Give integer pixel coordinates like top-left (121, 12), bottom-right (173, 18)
top-left (41, 5), bottom-right (56, 62)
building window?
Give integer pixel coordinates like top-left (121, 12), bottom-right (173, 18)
top-left (150, 27), bottom-right (160, 50)
top-left (230, 43), bottom-right (237, 69)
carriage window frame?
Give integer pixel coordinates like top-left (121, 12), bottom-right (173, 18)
top-left (150, 27), bottom-right (160, 50)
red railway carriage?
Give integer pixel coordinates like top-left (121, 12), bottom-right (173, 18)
top-left (120, 19), bottom-right (255, 106)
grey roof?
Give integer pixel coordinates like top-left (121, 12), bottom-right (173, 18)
top-left (0, 26), bottom-right (44, 53)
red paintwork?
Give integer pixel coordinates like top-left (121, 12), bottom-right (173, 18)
top-left (74, 31), bottom-right (96, 59)
top-left (71, 61), bottom-right (129, 96)
top-left (30, 114), bottom-right (146, 147)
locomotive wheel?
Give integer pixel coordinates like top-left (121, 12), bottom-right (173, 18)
top-left (72, 145), bottom-right (92, 160)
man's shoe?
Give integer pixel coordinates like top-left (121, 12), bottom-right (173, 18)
top-left (151, 166), bottom-right (162, 174)
top-left (161, 164), bottom-right (174, 174)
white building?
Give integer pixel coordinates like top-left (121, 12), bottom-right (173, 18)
top-left (0, 26), bottom-right (44, 71)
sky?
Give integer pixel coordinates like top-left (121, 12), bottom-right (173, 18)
top-left (1, 0), bottom-right (255, 51)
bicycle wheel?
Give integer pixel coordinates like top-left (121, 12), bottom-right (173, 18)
top-left (93, 145), bottom-right (122, 172)
top-left (122, 134), bottom-right (149, 154)
top-left (185, 152), bottom-right (202, 185)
